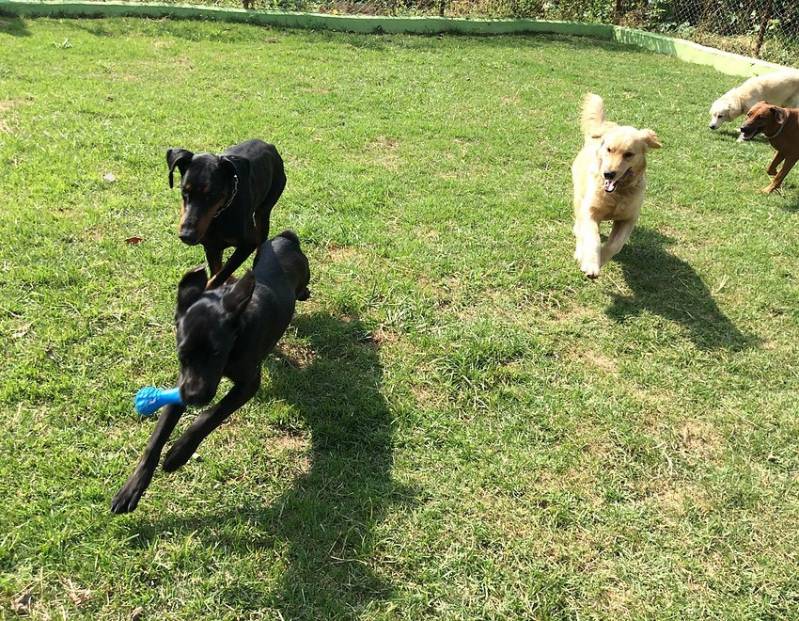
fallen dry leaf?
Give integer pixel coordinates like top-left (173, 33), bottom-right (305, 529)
top-left (64, 579), bottom-right (91, 607)
top-left (130, 606), bottom-right (144, 620)
top-left (125, 236), bottom-right (143, 245)
top-left (11, 589), bottom-right (33, 614)
top-left (12, 323), bottom-right (31, 338)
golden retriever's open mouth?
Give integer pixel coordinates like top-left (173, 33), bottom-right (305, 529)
top-left (603, 169), bottom-right (631, 193)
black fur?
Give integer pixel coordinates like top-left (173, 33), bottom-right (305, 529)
top-left (167, 139), bottom-right (286, 289)
top-left (111, 232), bottom-right (310, 514)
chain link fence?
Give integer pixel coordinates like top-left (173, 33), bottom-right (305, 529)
top-left (618, 0), bottom-right (799, 65)
top-left (442, 1), bottom-right (799, 65)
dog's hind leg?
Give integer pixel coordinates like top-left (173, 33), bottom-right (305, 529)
top-left (111, 404), bottom-right (186, 514)
top-left (162, 375), bottom-right (261, 472)
top-left (256, 164), bottom-right (287, 241)
top-left (207, 245), bottom-right (257, 289)
top-left (600, 219), bottom-right (636, 267)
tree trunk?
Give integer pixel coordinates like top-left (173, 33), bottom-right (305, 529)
top-left (754, 0), bottom-right (774, 57)
top-left (613, 0), bottom-right (623, 24)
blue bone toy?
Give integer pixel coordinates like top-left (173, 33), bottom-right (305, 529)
top-left (134, 386), bottom-right (183, 416)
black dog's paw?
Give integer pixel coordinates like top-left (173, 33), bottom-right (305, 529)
top-left (111, 474), bottom-right (149, 514)
top-left (162, 441), bottom-right (195, 473)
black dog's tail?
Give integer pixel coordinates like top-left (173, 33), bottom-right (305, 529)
top-left (277, 230), bottom-right (301, 246)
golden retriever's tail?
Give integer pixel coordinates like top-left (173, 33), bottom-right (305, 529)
top-left (581, 93), bottom-right (605, 141)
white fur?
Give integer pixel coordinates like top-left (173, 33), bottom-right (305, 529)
top-left (709, 69), bottom-right (799, 130)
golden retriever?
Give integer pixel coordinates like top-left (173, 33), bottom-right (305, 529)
top-left (709, 69), bottom-right (799, 131)
top-left (572, 93), bottom-right (661, 279)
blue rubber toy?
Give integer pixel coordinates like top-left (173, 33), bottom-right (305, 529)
top-left (134, 386), bottom-right (183, 416)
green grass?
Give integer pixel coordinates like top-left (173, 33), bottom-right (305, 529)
top-left (2, 14), bottom-right (799, 620)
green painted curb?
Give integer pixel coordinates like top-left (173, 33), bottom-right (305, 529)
top-left (0, 0), bottom-right (788, 77)
top-left (613, 26), bottom-right (785, 77)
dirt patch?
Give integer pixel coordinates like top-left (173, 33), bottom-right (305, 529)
top-left (271, 433), bottom-right (311, 476)
top-left (277, 341), bottom-right (316, 369)
top-left (326, 243), bottom-right (363, 263)
top-left (365, 136), bottom-right (400, 170)
top-left (653, 483), bottom-right (711, 516)
top-left (678, 420), bottom-right (723, 458)
top-left (272, 433), bottom-right (309, 453)
top-left (0, 100), bottom-right (18, 134)
top-left (568, 348), bottom-right (617, 375)
top-left (367, 325), bottom-right (400, 346)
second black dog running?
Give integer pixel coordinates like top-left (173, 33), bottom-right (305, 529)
top-left (111, 231), bottom-right (310, 514)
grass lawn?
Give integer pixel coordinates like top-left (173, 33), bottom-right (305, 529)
top-left (2, 14), bottom-right (799, 620)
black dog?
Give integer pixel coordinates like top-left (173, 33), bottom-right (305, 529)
top-left (167, 139), bottom-right (286, 289)
top-left (111, 231), bottom-right (310, 514)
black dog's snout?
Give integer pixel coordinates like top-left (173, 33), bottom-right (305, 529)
top-left (180, 383), bottom-right (214, 406)
top-left (603, 171), bottom-right (617, 180)
top-left (179, 230), bottom-right (200, 246)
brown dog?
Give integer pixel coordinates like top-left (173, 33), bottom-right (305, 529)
top-left (739, 101), bottom-right (799, 194)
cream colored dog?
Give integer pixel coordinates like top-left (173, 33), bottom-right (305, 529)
top-left (572, 93), bottom-right (661, 279)
top-left (709, 69), bottom-right (799, 131)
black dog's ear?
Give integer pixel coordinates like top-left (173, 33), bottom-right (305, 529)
top-left (278, 230), bottom-right (301, 246)
top-left (772, 106), bottom-right (787, 127)
top-left (220, 156), bottom-right (238, 182)
top-left (167, 148), bottom-right (194, 189)
top-left (177, 265), bottom-right (207, 313)
top-left (223, 271), bottom-right (256, 317)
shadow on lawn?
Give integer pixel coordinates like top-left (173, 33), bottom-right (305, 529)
top-left (0, 16), bottom-right (30, 37)
top-left (606, 228), bottom-right (757, 351)
top-left (130, 312), bottom-right (412, 617)
top-left (776, 186), bottom-right (799, 212)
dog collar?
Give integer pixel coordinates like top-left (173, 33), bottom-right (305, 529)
top-left (765, 123), bottom-right (785, 140)
top-left (214, 174), bottom-right (239, 219)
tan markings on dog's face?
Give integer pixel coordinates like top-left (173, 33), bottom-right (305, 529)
top-left (597, 126), bottom-right (660, 193)
top-left (190, 197), bottom-right (225, 240)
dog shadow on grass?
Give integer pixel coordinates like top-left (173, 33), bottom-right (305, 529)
top-left (129, 312), bottom-right (413, 617)
top-left (0, 16), bottom-right (30, 37)
top-left (606, 228), bottom-right (757, 351)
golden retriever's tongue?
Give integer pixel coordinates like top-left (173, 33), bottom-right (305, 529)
top-left (604, 178), bottom-right (617, 193)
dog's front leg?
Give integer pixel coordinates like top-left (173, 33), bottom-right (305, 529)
top-left (575, 216), bottom-right (601, 278)
top-left (767, 151), bottom-right (786, 177)
top-left (762, 156), bottom-right (798, 193)
top-left (600, 219), bottom-right (636, 267)
top-left (162, 375), bottom-right (261, 472)
top-left (111, 404), bottom-right (185, 514)
top-left (207, 245), bottom-right (256, 289)
top-left (204, 245), bottom-right (223, 281)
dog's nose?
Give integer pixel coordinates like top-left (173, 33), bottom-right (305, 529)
top-left (709, 123), bottom-right (717, 130)
top-left (603, 171), bottom-right (616, 180)
top-left (180, 383), bottom-right (213, 406)
top-left (179, 230), bottom-right (200, 245)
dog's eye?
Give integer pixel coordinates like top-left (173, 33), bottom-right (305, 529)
top-left (623, 152), bottom-right (634, 158)
top-left (606, 147), bottom-right (613, 153)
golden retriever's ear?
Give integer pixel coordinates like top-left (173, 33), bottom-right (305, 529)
top-left (639, 129), bottom-right (662, 149)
